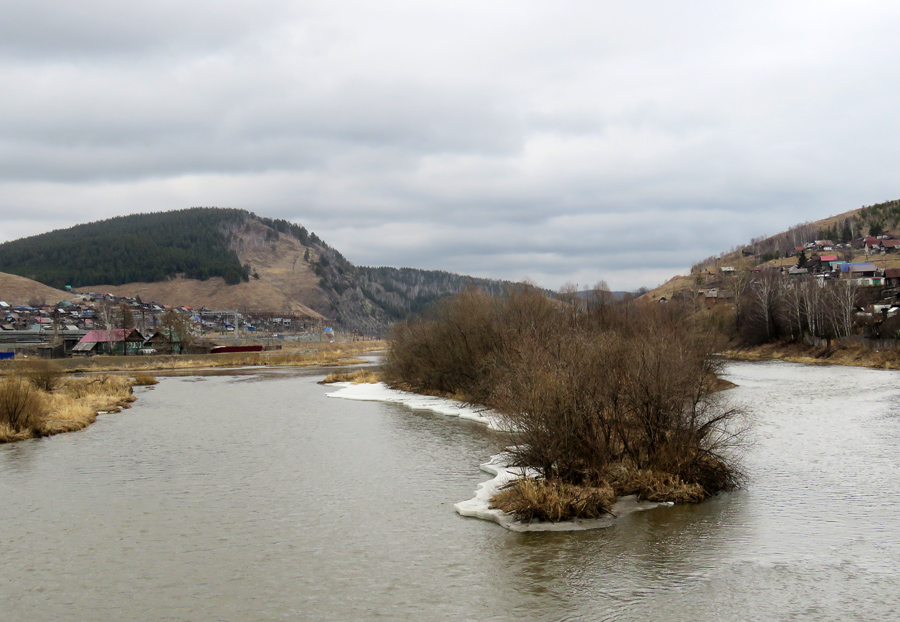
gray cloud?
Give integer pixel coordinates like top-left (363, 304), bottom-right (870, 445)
top-left (1, 1), bottom-right (900, 291)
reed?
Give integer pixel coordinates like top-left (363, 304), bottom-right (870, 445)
top-left (490, 477), bottom-right (616, 522)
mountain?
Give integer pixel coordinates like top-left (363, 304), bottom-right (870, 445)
top-left (0, 208), bottom-right (517, 332)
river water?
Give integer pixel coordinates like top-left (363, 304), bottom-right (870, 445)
top-left (1, 361), bottom-right (898, 621)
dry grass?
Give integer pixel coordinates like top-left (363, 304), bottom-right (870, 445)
top-left (320, 369), bottom-right (381, 384)
top-left (0, 374), bottom-right (138, 442)
top-left (490, 477), bottom-right (616, 522)
top-left (131, 373), bottom-right (159, 386)
top-left (0, 342), bottom-right (385, 377)
top-left (490, 462), bottom-right (717, 523)
top-left (0, 378), bottom-right (45, 437)
top-left (723, 341), bottom-right (900, 370)
top-left (603, 463), bottom-right (709, 504)
top-left (40, 375), bottom-right (136, 437)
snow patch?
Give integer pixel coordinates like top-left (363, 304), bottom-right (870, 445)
top-left (454, 453), bottom-right (670, 532)
top-left (325, 381), bottom-right (505, 430)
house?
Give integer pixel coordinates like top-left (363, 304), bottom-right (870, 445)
top-left (882, 239), bottom-right (900, 252)
top-left (146, 330), bottom-right (186, 354)
top-left (71, 328), bottom-right (145, 356)
top-left (817, 254), bottom-right (839, 271)
top-left (841, 263), bottom-right (878, 278)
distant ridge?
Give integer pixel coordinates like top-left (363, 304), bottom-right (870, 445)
top-left (0, 208), bottom-right (520, 331)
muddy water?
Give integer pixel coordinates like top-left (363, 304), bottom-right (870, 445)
top-left (1, 361), bottom-right (898, 621)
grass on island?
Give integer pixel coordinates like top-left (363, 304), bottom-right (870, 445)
top-left (490, 477), bottom-right (617, 522)
top-left (0, 361), bottom-right (139, 443)
top-left (319, 369), bottom-right (382, 384)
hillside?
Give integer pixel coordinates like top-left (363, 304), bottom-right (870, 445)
top-left (0, 208), bottom-right (517, 331)
top-left (0, 208), bottom-right (251, 288)
top-left (0, 272), bottom-right (77, 306)
top-left (644, 198), bottom-right (900, 300)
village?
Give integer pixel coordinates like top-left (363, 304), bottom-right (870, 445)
top-left (0, 291), bottom-right (336, 360)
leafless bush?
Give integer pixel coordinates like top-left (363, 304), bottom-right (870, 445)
top-left (24, 359), bottom-right (63, 393)
top-left (386, 289), bottom-right (747, 505)
top-left (382, 288), bottom-right (502, 401)
top-left (0, 378), bottom-right (46, 435)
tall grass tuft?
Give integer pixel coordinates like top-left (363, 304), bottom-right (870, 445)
top-left (131, 373), bottom-right (159, 386)
top-left (490, 477), bottom-right (616, 522)
top-left (320, 369), bottom-right (381, 384)
top-left (0, 378), bottom-right (46, 436)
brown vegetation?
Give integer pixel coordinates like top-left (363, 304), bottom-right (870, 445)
top-left (0, 373), bottom-right (137, 443)
top-left (490, 477), bottom-right (616, 522)
top-left (320, 369), bottom-right (381, 384)
top-left (0, 378), bottom-right (46, 439)
top-left (0, 271), bottom-right (76, 306)
top-left (726, 339), bottom-right (900, 370)
top-left (383, 287), bottom-right (746, 521)
top-left (131, 373), bottom-right (159, 386)
top-left (0, 342), bottom-right (385, 376)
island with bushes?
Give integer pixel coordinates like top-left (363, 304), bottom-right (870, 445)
top-left (378, 286), bottom-right (746, 522)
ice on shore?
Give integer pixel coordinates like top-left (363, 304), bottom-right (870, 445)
top-left (454, 454), bottom-right (670, 532)
top-left (326, 381), bottom-right (668, 531)
top-left (325, 381), bottom-right (505, 430)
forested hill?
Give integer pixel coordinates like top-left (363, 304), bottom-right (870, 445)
top-left (0, 208), bottom-right (251, 288)
top-left (0, 207), bottom-right (518, 330)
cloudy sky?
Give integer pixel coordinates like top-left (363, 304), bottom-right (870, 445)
top-left (1, 1), bottom-right (899, 291)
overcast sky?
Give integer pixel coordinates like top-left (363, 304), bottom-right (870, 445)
top-left (1, 1), bottom-right (899, 291)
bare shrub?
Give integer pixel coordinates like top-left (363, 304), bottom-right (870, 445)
top-left (0, 378), bottom-right (46, 435)
top-left (489, 330), bottom-right (623, 484)
top-left (386, 287), bottom-right (747, 513)
top-left (24, 359), bottom-right (63, 393)
top-left (382, 288), bottom-right (501, 401)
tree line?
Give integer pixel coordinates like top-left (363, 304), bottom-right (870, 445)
top-left (0, 207), bottom-right (252, 288)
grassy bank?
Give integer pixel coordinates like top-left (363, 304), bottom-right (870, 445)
top-left (0, 369), bottom-right (141, 443)
top-left (724, 340), bottom-right (900, 370)
top-left (0, 341), bottom-right (386, 376)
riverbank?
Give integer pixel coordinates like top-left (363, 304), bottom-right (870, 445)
top-left (0, 341), bottom-right (384, 443)
top-left (724, 340), bottom-right (900, 370)
top-left (0, 374), bottom-right (140, 443)
top-left (0, 341), bottom-right (386, 376)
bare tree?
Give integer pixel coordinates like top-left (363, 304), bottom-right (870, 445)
top-left (825, 280), bottom-right (858, 338)
top-left (747, 271), bottom-right (784, 342)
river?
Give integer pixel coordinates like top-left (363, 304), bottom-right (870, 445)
top-left (1, 360), bottom-right (898, 621)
